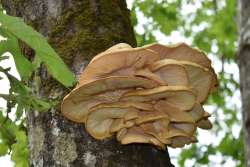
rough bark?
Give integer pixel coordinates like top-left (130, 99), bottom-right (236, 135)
top-left (238, 0), bottom-right (250, 166)
top-left (2, 0), bottom-right (174, 166)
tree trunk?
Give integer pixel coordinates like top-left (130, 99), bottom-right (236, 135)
top-left (238, 0), bottom-right (250, 166)
top-left (2, 0), bottom-right (174, 166)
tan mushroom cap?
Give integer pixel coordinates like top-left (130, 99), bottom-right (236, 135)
top-left (153, 64), bottom-right (189, 86)
top-left (140, 118), bottom-right (171, 144)
top-left (79, 43), bottom-right (160, 85)
top-left (170, 136), bottom-right (194, 148)
top-left (188, 103), bottom-right (205, 122)
top-left (135, 68), bottom-right (166, 85)
top-left (154, 100), bottom-right (195, 123)
top-left (135, 111), bottom-right (168, 125)
top-left (135, 64), bottom-right (189, 86)
top-left (74, 76), bottom-right (158, 98)
top-left (121, 86), bottom-right (196, 110)
top-left (197, 111), bottom-right (212, 129)
top-left (169, 123), bottom-right (196, 136)
top-left (62, 89), bottom-right (130, 123)
top-left (86, 104), bottom-right (141, 139)
top-left (144, 43), bottom-right (211, 68)
top-left (140, 118), bottom-right (195, 148)
top-left (145, 43), bottom-right (218, 92)
top-left (119, 126), bottom-right (165, 149)
top-left (110, 119), bottom-right (135, 133)
top-left (61, 76), bottom-right (158, 123)
top-left (151, 59), bottom-right (213, 102)
top-left (197, 119), bottom-right (212, 129)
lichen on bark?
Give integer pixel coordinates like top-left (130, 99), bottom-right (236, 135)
top-left (29, 125), bottom-right (45, 161)
top-left (53, 133), bottom-right (78, 165)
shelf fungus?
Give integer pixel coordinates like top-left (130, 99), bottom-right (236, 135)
top-left (61, 43), bottom-right (218, 149)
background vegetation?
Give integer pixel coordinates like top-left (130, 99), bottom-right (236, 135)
top-left (0, 0), bottom-right (242, 166)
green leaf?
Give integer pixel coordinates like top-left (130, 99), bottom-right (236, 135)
top-left (11, 131), bottom-right (29, 167)
top-left (31, 98), bottom-right (52, 111)
top-left (0, 27), bottom-right (33, 80)
top-left (0, 143), bottom-right (8, 156)
top-left (0, 13), bottom-right (76, 87)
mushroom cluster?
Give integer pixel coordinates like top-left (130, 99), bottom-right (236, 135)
top-left (61, 43), bottom-right (218, 149)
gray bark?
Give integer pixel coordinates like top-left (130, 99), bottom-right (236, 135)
top-left (238, 0), bottom-right (250, 166)
top-left (2, 0), bottom-right (174, 166)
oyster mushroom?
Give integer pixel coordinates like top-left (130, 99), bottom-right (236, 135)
top-left (118, 126), bottom-right (165, 149)
top-left (121, 86), bottom-right (196, 110)
top-left (79, 43), bottom-right (160, 85)
top-left (145, 43), bottom-right (218, 93)
top-left (60, 42), bottom-right (218, 149)
top-left (197, 111), bottom-right (212, 129)
top-left (154, 100), bottom-right (195, 123)
top-left (85, 103), bottom-right (141, 139)
top-left (144, 43), bottom-right (211, 68)
top-left (61, 76), bottom-right (157, 123)
top-left (151, 59), bottom-right (214, 102)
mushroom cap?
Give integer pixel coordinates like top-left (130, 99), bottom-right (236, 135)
top-left (135, 68), bottom-right (166, 85)
top-left (135, 111), bottom-right (168, 125)
top-left (136, 64), bottom-right (189, 86)
top-left (110, 119), bottom-right (135, 133)
top-left (153, 64), bottom-right (189, 86)
top-left (79, 43), bottom-right (160, 85)
top-left (188, 103), bottom-right (205, 122)
top-left (140, 118), bottom-right (171, 144)
top-left (197, 119), bottom-right (212, 129)
top-left (75, 76), bottom-right (158, 99)
top-left (169, 123), bottom-right (196, 136)
top-left (154, 100), bottom-right (195, 123)
top-left (121, 86), bottom-right (196, 110)
top-left (170, 136), bottom-right (193, 148)
top-left (140, 119), bottom-right (195, 148)
top-left (146, 43), bottom-right (218, 93)
top-left (197, 111), bottom-right (212, 129)
top-left (61, 76), bottom-right (158, 122)
top-left (151, 59), bottom-right (214, 102)
top-left (86, 103), bottom-right (141, 139)
top-left (119, 126), bottom-right (165, 149)
top-left (144, 43), bottom-right (211, 68)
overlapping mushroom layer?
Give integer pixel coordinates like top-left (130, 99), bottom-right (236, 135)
top-left (61, 43), bottom-right (218, 149)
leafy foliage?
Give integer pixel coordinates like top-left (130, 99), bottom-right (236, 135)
top-left (0, 12), bottom-right (76, 86)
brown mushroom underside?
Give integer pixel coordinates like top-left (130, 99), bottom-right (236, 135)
top-left (61, 43), bottom-right (217, 149)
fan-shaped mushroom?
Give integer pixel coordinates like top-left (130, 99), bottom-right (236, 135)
top-left (151, 59), bottom-right (213, 102)
top-left (86, 103), bottom-right (140, 139)
top-left (79, 43), bottom-right (160, 85)
top-left (121, 86), bottom-right (196, 110)
top-left (140, 118), bottom-right (171, 144)
top-left (197, 111), bottom-right (212, 129)
top-left (154, 100), bottom-right (195, 123)
top-left (61, 42), bottom-right (218, 149)
top-left (118, 126), bottom-right (165, 149)
top-left (61, 76), bottom-right (157, 122)
top-left (145, 43), bottom-right (218, 92)
top-left (144, 43), bottom-right (211, 68)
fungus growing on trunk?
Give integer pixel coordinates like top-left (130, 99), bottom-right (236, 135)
top-left (61, 43), bottom-right (218, 149)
